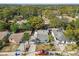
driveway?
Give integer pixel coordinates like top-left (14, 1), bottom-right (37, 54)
top-left (27, 35), bottom-right (36, 56)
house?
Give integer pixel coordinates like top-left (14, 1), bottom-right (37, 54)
top-left (0, 31), bottom-right (10, 41)
top-left (56, 15), bottom-right (62, 19)
top-left (17, 20), bottom-right (27, 25)
top-left (35, 30), bottom-right (48, 43)
top-left (42, 16), bottom-right (49, 25)
top-left (9, 32), bottom-right (24, 44)
top-left (52, 28), bottom-right (71, 44)
top-left (63, 15), bottom-right (76, 22)
top-left (9, 20), bottom-right (27, 24)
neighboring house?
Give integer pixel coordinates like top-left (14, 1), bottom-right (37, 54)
top-left (8, 20), bottom-right (14, 23)
top-left (8, 20), bottom-right (27, 25)
top-left (56, 15), bottom-right (63, 19)
top-left (42, 16), bottom-right (49, 25)
top-left (17, 20), bottom-right (27, 25)
top-left (0, 31), bottom-right (10, 41)
top-left (9, 32), bottom-right (24, 44)
top-left (63, 15), bottom-right (76, 22)
top-left (52, 28), bottom-right (71, 44)
top-left (75, 15), bottom-right (79, 19)
top-left (51, 28), bottom-right (76, 45)
top-left (35, 30), bottom-right (48, 43)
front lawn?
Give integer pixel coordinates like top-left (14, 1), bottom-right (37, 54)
top-left (64, 44), bottom-right (78, 52)
top-left (36, 43), bottom-right (56, 51)
top-left (0, 43), bottom-right (19, 52)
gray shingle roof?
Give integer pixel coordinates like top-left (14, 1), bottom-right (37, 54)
top-left (37, 30), bottom-right (48, 43)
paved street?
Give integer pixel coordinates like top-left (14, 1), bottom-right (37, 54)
top-left (0, 52), bottom-right (15, 56)
top-left (0, 52), bottom-right (26, 56)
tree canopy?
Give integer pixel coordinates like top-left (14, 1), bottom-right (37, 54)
top-left (0, 21), bottom-right (7, 31)
top-left (23, 32), bottom-right (30, 41)
top-left (10, 23), bottom-right (19, 33)
top-left (28, 16), bottom-right (44, 29)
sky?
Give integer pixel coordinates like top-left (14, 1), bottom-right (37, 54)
top-left (0, 0), bottom-right (79, 4)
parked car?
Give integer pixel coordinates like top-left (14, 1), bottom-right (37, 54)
top-left (49, 52), bottom-right (54, 55)
top-left (15, 49), bottom-right (21, 56)
top-left (35, 50), bottom-right (49, 55)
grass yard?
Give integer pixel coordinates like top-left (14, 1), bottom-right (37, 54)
top-left (0, 43), bottom-right (19, 52)
top-left (36, 43), bottom-right (56, 51)
top-left (64, 44), bottom-right (78, 52)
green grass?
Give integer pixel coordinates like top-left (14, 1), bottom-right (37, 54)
top-left (64, 44), bottom-right (78, 52)
top-left (36, 44), bottom-right (56, 51)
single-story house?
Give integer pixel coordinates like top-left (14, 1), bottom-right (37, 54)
top-left (35, 30), bottom-right (49, 43)
top-left (17, 20), bottom-right (27, 25)
top-left (42, 16), bottom-right (49, 25)
top-left (0, 31), bottom-right (10, 41)
top-left (63, 15), bottom-right (76, 22)
top-left (9, 32), bottom-right (24, 44)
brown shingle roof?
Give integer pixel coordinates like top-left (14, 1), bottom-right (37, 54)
top-left (0, 31), bottom-right (9, 40)
top-left (9, 32), bottom-right (24, 43)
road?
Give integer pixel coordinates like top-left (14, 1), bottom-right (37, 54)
top-left (0, 52), bottom-right (26, 56)
top-left (48, 51), bottom-right (77, 56)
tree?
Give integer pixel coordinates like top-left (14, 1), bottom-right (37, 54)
top-left (10, 23), bottom-right (19, 33)
top-left (75, 19), bottom-right (79, 28)
top-left (69, 19), bottom-right (79, 29)
top-left (59, 6), bottom-right (74, 15)
top-left (20, 23), bottom-right (31, 30)
top-left (74, 29), bottom-right (79, 42)
top-left (64, 29), bottom-right (75, 41)
top-left (48, 34), bottom-right (54, 42)
top-left (49, 17), bottom-right (63, 28)
top-left (0, 40), bottom-right (5, 49)
top-left (23, 32), bottom-right (30, 43)
top-left (28, 16), bottom-right (44, 29)
top-left (0, 21), bottom-right (7, 31)
top-left (66, 24), bottom-right (74, 30)
top-left (64, 28), bottom-right (79, 45)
